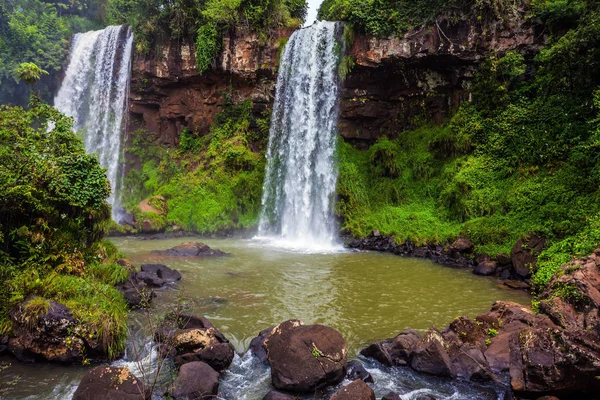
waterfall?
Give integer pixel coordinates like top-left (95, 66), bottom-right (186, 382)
top-left (54, 25), bottom-right (133, 220)
top-left (258, 21), bottom-right (342, 250)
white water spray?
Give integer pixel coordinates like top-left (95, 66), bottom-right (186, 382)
top-left (257, 21), bottom-right (342, 250)
top-left (54, 25), bottom-right (133, 220)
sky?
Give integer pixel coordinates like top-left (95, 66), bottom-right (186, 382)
top-left (304, 0), bottom-right (324, 27)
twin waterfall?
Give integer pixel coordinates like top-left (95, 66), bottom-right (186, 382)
top-left (54, 22), bottom-right (342, 248)
top-left (54, 25), bottom-right (133, 219)
top-left (258, 21), bottom-right (342, 250)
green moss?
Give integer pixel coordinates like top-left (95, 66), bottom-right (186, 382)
top-left (122, 98), bottom-right (267, 234)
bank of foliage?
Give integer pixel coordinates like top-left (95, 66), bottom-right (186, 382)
top-left (319, 0), bottom-right (545, 37)
top-left (337, 0), bottom-right (600, 287)
top-left (0, 97), bottom-right (128, 358)
top-left (122, 94), bottom-right (270, 233)
top-left (106, 0), bottom-right (307, 72)
top-left (0, 0), bottom-right (105, 105)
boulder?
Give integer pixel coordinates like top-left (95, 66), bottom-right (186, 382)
top-left (116, 272), bottom-right (155, 309)
top-left (72, 366), bottom-right (145, 400)
top-left (135, 271), bottom-right (165, 287)
top-left (360, 329), bottom-right (421, 366)
top-left (382, 393), bottom-right (402, 400)
top-left (511, 235), bottom-right (545, 278)
top-left (262, 391), bottom-right (295, 400)
top-left (473, 259), bottom-right (497, 276)
top-left (409, 329), bottom-right (453, 377)
top-left (9, 298), bottom-right (84, 363)
top-left (249, 325), bottom-right (276, 362)
top-left (264, 320), bottom-right (347, 393)
top-left (346, 360), bottom-right (373, 383)
top-left (152, 242), bottom-right (229, 257)
top-left (173, 328), bottom-right (220, 354)
top-left (171, 361), bottom-right (219, 400)
top-left (174, 342), bottom-right (235, 372)
top-left (141, 264), bottom-right (182, 282)
top-left (451, 237), bottom-right (474, 254)
top-left (329, 379), bottom-right (375, 400)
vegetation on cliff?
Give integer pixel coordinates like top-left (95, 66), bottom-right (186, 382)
top-left (106, 0), bottom-right (307, 72)
top-left (0, 92), bottom-right (128, 358)
top-left (337, 0), bottom-right (600, 287)
top-left (122, 95), bottom-right (270, 233)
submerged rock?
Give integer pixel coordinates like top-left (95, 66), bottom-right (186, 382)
top-left (73, 366), bottom-right (145, 400)
top-left (152, 242), bottom-right (229, 257)
top-left (346, 360), bottom-right (373, 383)
top-left (257, 320), bottom-right (347, 393)
top-left (171, 361), bottom-right (219, 400)
top-left (329, 379), bottom-right (375, 400)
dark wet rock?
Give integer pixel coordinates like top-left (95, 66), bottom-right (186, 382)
top-left (451, 237), bottom-right (474, 254)
top-left (496, 253), bottom-right (512, 267)
top-left (474, 259), bottom-right (497, 276)
top-left (262, 391), bottom-right (296, 400)
top-left (329, 379), bottom-right (375, 400)
top-left (250, 325), bottom-right (276, 362)
top-left (264, 320), bottom-right (347, 393)
top-left (360, 329), bottom-right (421, 366)
top-left (382, 393), bottom-right (402, 400)
top-left (141, 264), bottom-right (182, 282)
top-left (73, 366), bottom-right (145, 400)
top-left (117, 272), bottom-right (155, 309)
top-left (174, 342), bottom-right (235, 372)
top-left (410, 329), bottom-right (453, 377)
top-left (152, 242), bottom-right (229, 257)
top-left (346, 360), bottom-right (373, 383)
top-left (136, 271), bottom-right (165, 287)
top-left (511, 235), bottom-right (546, 278)
top-left (347, 235), bottom-right (474, 269)
top-left (9, 298), bottom-right (84, 363)
top-left (171, 361), bottom-right (219, 400)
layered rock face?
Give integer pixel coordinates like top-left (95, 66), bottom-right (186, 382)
top-left (127, 29), bottom-right (293, 148)
top-left (340, 10), bottom-right (545, 145)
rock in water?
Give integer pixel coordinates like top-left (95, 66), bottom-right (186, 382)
top-left (73, 366), bottom-right (145, 400)
top-left (152, 242), bottom-right (229, 257)
top-left (141, 264), bottom-right (182, 282)
top-left (346, 360), bottom-right (374, 383)
top-left (9, 298), bottom-right (84, 363)
top-left (263, 320), bottom-right (347, 393)
top-left (171, 361), bottom-right (219, 400)
top-left (329, 379), bottom-right (375, 400)
top-left (262, 391), bottom-right (296, 400)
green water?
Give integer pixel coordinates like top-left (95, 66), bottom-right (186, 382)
top-left (0, 237), bottom-right (530, 399)
top-left (114, 236), bottom-right (530, 354)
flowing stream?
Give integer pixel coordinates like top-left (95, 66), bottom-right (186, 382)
top-left (0, 237), bottom-right (530, 399)
top-left (257, 21), bottom-right (341, 250)
top-left (54, 25), bottom-right (133, 220)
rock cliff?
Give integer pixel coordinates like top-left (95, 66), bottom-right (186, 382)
top-left (128, 10), bottom-right (544, 147)
top-left (127, 29), bottom-right (294, 146)
top-left (340, 10), bottom-right (546, 145)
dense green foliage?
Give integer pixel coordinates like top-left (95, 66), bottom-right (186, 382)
top-left (0, 97), bottom-right (128, 358)
top-left (338, 1), bottom-right (600, 288)
top-left (0, 0), bottom-right (104, 105)
top-left (122, 95), bottom-right (270, 233)
top-left (106, 0), bottom-right (307, 71)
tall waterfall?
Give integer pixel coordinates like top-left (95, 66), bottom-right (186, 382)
top-left (258, 21), bottom-right (342, 250)
top-left (54, 25), bottom-right (133, 220)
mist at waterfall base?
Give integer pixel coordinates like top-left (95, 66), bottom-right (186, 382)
top-left (54, 25), bottom-right (133, 221)
top-left (256, 21), bottom-right (342, 253)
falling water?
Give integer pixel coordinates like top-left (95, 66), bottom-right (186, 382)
top-left (258, 21), bottom-right (342, 250)
top-left (54, 25), bottom-right (133, 220)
